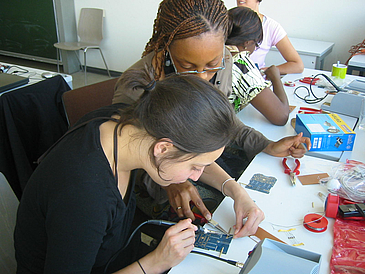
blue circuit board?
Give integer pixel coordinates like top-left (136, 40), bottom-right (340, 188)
top-left (195, 232), bottom-right (233, 254)
top-left (245, 173), bottom-right (277, 194)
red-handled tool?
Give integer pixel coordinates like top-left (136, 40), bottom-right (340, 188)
top-left (299, 77), bottom-right (320, 85)
top-left (282, 158), bottom-right (300, 186)
top-left (298, 107), bottom-right (323, 114)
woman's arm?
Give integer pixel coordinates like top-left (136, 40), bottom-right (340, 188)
top-left (250, 65), bottom-right (289, 126)
top-left (199, 163), bottom-right (264, 238)
top-left (274, 36), bottom-right (304, 74)
top-left (113, 219), bottom-right (196, 274)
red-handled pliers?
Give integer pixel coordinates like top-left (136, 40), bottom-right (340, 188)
top-left (282, 158), bottom-right (300, 186)
top-left (299, 77), bottom-right (320, 85)
top-left (298, 107), bottom-right (323, 114)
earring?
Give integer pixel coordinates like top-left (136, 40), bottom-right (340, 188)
top-left (165, 51), bottom-right (171, 66)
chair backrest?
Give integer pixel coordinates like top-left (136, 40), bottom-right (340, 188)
top-left (78, 8), bottom-right (104, 45)
top-left (0, 173), bottom-right (19, 274)
top-left (62, 78), bottom-right (118, 128)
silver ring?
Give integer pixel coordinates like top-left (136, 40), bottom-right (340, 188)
top-left (176, 206), bottom-right (182, 210)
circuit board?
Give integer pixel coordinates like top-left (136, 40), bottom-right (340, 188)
top-left (245, 173), bottom-right (277, 194)
top-left (195, 232), bottom-right (233, 254)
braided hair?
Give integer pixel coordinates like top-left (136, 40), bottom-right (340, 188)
top-left (143, 0), bottom-right (229, 79)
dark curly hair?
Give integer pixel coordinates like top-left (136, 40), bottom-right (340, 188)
top-left (143, 0), bottom-right (229, 80)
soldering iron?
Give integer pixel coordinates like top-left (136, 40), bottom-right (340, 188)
top-left (103, 219), bottom-right (242, 274)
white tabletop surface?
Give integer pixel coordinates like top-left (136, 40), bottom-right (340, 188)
top-left (170, 68), bottom-right (365, 274)
top-left (0, 62), bottom-right (72, 91)
top-left (237, 68), bottom-right (363, 162)
top-left (348, 54), bottom-right (365, 67)
top-left (170, 154), bottom-right (339, 274)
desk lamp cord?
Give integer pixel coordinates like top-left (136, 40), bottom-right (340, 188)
top-left (103, 220), bottom-right (244, 274)
top-left (294, 73), bottom-right (342, 104)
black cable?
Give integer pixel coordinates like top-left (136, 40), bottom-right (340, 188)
top-left (191, 250), bottom-right (244, 268)
top-left (103, 220), bottom-right (244, 273)
top-left (294, 73), bottom-right (342, 104)
top-left (103, 220), bottom-right (179, 274)
top-left (7, 65), bottom-right (29, 74)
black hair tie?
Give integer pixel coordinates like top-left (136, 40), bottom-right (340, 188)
top-left (145, 80), bottom-right (156, 91)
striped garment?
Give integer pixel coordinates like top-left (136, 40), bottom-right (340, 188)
top-left (229, 51), bottom-right (271, 112)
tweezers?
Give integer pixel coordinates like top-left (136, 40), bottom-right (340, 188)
top-left (207, 218), bottom-right (228, 234)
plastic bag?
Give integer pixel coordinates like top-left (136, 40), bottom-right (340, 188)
top-left (321, 160), bottom-right (365, 203)
top-left (330, 218), bottom-right (365, 274)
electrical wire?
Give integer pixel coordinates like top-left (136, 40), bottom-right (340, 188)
top-left (191, 250), bottom-right (244, 268)
top-left (270, 211), bottom-right (327, 229)
top-left (294, 73), bottom-right (342, 104)
top-left (103, 220), bottom-right (244, 274)
top-left (7, 65), bottom-right (29, 74)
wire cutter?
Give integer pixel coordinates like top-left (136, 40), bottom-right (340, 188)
top-left (282, 158), bottom-right (300, 186)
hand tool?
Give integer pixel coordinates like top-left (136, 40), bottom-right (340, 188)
top-left (207, 218), bottom-right (229, 234)
top-left (298, 107), bottom-right (323, 114)
top-left (299, 77), bottom-right (320, 85)
top-left (282, 158), bottom-right (300, 186)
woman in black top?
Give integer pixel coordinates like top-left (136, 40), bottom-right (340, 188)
top-left (14, 71), bottom-right (258, 273)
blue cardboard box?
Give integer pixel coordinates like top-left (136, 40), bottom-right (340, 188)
top-left (295, 114), bottom-right (356, 151)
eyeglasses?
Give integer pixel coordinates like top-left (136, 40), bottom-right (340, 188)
top-left (168, 48), bottom-right (225, 75)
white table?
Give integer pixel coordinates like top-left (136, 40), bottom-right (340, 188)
top-left (170, 154), bottom-right (339, 274)
top-left (265, 38), bottom-right (334, 70)
top-left (237, 68), bottom-right (363, 162)
top-left (0, 62), bottom-right (72, 92)
top-left (170, 68), bottom-right (365, 274)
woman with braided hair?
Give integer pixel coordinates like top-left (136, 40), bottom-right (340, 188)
top-left (113, 0), bottom-right (310, 238)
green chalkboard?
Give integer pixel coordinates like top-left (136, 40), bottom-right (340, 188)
top-left (0, 0), bottom-right (58, 60)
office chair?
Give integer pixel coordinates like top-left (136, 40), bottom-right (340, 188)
top-left (54, 8), bottom-right (111, 85)
top-left (0, 173), bottom-right (19, 274)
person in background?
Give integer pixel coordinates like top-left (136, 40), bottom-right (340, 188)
top-left (113, 0), bottom-right (310, 227)
top-left (14, 72), bottom-right (256, 273)
top-left (237, 0), bottom-right (304, 74)
top-left (226, 6), bottom-right (289, 125)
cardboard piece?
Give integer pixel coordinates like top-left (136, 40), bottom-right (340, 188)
top-left (252, 227), bottom-right (286, 244)
top-left (297, 173), bottom-right (329, 185)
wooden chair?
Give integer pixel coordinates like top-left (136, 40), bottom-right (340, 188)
top-left (62, 77), bottom-right (118, 128)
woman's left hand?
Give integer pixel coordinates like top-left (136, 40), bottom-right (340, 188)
top-left (231, 195), bottom-right (265, 238)
top-left (222, 179), bottom-right (265, 239)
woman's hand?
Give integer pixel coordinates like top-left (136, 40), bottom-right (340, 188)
top-left (222, 180), bottom-right (264, 238)
top-left (263, 65), bottom-right (281, 82)
top-left (231, 194), bottom-right (265, 238)
top-left (263, 132), bottom-right (311, 158)
top-left (162, 181), bottom-right (212, 221)
top-left (140, 219), bottom-right (197, 273)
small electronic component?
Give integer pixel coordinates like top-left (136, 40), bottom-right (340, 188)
top-left (338, 203), bottom-right (365, 218)
top-left (278, 228), bottom-right (304, 247)
top-left (245, 173), bottom-right (277, 194)
top-left (195, 232), bottom-right (233, 254)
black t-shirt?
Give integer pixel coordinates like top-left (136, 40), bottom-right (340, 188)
top-left (14, 104), bottom-right (138, 273)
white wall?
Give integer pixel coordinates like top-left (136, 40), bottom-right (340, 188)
top-left (73, 0), bottom-right (365, 72)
